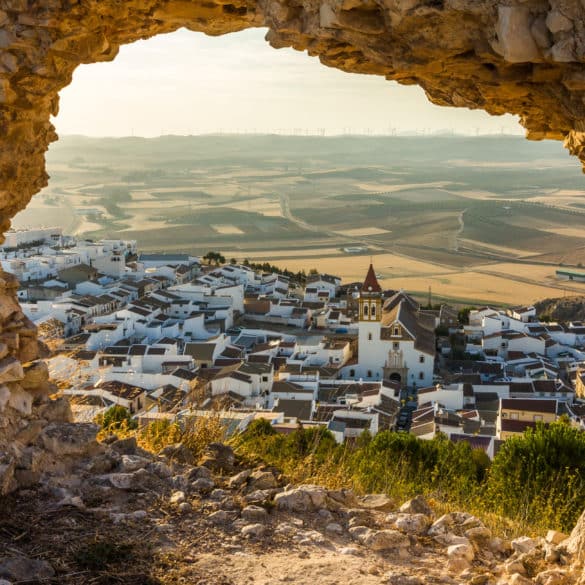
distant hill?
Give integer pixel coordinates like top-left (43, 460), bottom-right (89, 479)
top-left (534, 296), bottom-right (585, 322)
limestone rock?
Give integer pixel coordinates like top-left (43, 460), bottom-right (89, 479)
top-left (39, 422), bottom-right (99, 457)
top-left (247, 470), bottom-right (278, 491)
top-left (242, 505), bottom-right (269, 523)
top-left (241, 523), bottom-right (266, 538)
top-left (0, 557), bottom-right (54, 582)
top-left (200, 442), bottom-right (235, 472)
top-left (274, 484), bottom-right (328, 512)
top-left (357, 493), bottom-right (395, 512)
top-left (363, 529), bottom-right (410, 551)
top-left (511, 536), bottom-right (537, 554)
top-left (545, 530), bottom-right (568, 546)
top-left (159, 442), bottom-right (196, 466)
top-left (394, 513), bottom-right (432, 535)
top-left (399, 495), bottom-right (433, 517)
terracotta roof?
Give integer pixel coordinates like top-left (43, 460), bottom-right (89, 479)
top-left (362, 263), bottom-right (381, 293)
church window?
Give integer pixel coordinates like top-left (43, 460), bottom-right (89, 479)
top-left (368, 333), bottom-right (372, 341)
top-left (364, 304), bottom-right (369, 317)
top-left (419, 355), bottom-right (425, 363)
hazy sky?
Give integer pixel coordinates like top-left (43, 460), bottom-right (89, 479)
top-left (54, 28), bottom-right (523, 137)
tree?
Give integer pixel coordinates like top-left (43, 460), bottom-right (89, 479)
top-left (457, 306), bottom-right (475, 325)
top-left (485, 421), bottom-right (585, 531)
top-left (96, 405), bottom-right (137, 432)
top-left (230, 258), bottom-right (237, 265)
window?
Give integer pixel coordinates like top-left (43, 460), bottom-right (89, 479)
top-left (419, 372), bottom-right (424, 380)
top-left (349, 369), bottom-right (355, 377)
top-left (368, 333), bottom-right (372, 341)
top-left (510, 412), bottom-right (519, 420)
top-left (364, 304), bottom-right (369, 317)
top-left (534, 414), bottom-right (543, 422)
top-left (262, 375), bottom-right (269, 382)
top-left (371, 304), bottom-right (376, 317)
top-left (393, 342), bottom-right (399, 350)
top-left (419, 355), bottom-right (425, 363)
top-left (367, 370), bottom-right (372, 378)
top-left (393, 327), bottom-right (399, 336)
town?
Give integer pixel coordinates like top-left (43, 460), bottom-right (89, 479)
top-left (4, 225), bottom-right (585, 458)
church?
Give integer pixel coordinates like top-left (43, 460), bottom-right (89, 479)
top-left (354, 264), bottom-right (435, 388)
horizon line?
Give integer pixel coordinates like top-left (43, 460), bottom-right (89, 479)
top-left (58, 131), bottom-right (528, 139)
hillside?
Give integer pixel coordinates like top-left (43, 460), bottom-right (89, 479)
top-left (534, 296), bottom-right (585, 322)
top-left (2, 433), bottom-right (585, 585)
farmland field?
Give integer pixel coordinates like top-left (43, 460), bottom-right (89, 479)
top-left (12, 134), bottom-right (585, 305)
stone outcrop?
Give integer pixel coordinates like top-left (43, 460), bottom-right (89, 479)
top-left (1, 439), bottom-right (585, 583)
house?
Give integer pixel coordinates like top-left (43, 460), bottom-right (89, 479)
top-left (496, 398), bottom-right (557, 439)
top-left (304, 273), bottom-right (341, 302)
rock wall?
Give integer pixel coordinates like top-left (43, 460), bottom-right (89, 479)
top-left (2, 0), bottom-right (585, 491)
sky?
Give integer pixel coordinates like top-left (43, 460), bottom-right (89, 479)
top-left (54, 28), bottom-right (524, 137)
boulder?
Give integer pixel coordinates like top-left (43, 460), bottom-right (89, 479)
top-left (534, 569), bottom-right (568, 585)
top-left (394, 513), bottom-right (432, 535)
top-left (399, 495), bottom-right (433, 517)
top-left (38, 397), bottom-right (73, 423)
top-left (363, 529), bottom-right (410, 551)
top-left (208, 510), bottom-right (238, 525)
top-left (241, 523), bottom-right (266, 538)
top-left (200, 443), bottom-right (235, 473)
top-left (159, 443), bottom-right (196, 466)
top-left (169, 490), bottom-right (186, 505)
top-left (0, 557), bottom-right (55, 582)
top-left (107, 468), bottom-right (165, 491)
top-left (511, 536), bottom-right (537, 554)
top-left (274, 485), bottom-right (327, 512)
top-left (247, 470), bottom-right (278, 491)
top-left (39, 422), bottom-right (100, 457)
top-left (447, 542), bottom-right (474, 573)
top-left (545, 530), bottom-right (568, 545)
top-left (385, 574), bottom-right (424, 585)
top-left (119, 454), bottom-right (151, 473)
top-left (357, 493), bottom-right (395, 512)
top-left (228, 469), bottom-right (252, 489)
top-left (191, 477), bottom-right (215, 493)
top-left (110, 436), bottom-right (138, 455)
top-left (326, 488), bottom-right (358, 510)
top-left (242, 505), bottom-right (269, 523)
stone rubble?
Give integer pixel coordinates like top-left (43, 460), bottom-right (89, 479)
top-left (1, 437), bottom-right (584, 584)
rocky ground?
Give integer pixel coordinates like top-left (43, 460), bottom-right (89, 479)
top-left (1, 434), bottom-right (584, 585)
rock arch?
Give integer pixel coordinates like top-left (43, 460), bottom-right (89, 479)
top-left (2, 0), bottom-right (585, 493)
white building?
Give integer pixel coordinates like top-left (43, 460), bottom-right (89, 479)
top-left (355, 265), bottom-right (435, 387)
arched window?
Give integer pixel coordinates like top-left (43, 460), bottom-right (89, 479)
top-left (393, 326), bottom-right (399, 336)
top-left (363, 304), bottom-right (369, 317)
top-left (368, 332), bottom-right (372, 341)
top-left (371, 304), bottom-right (376, 317)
